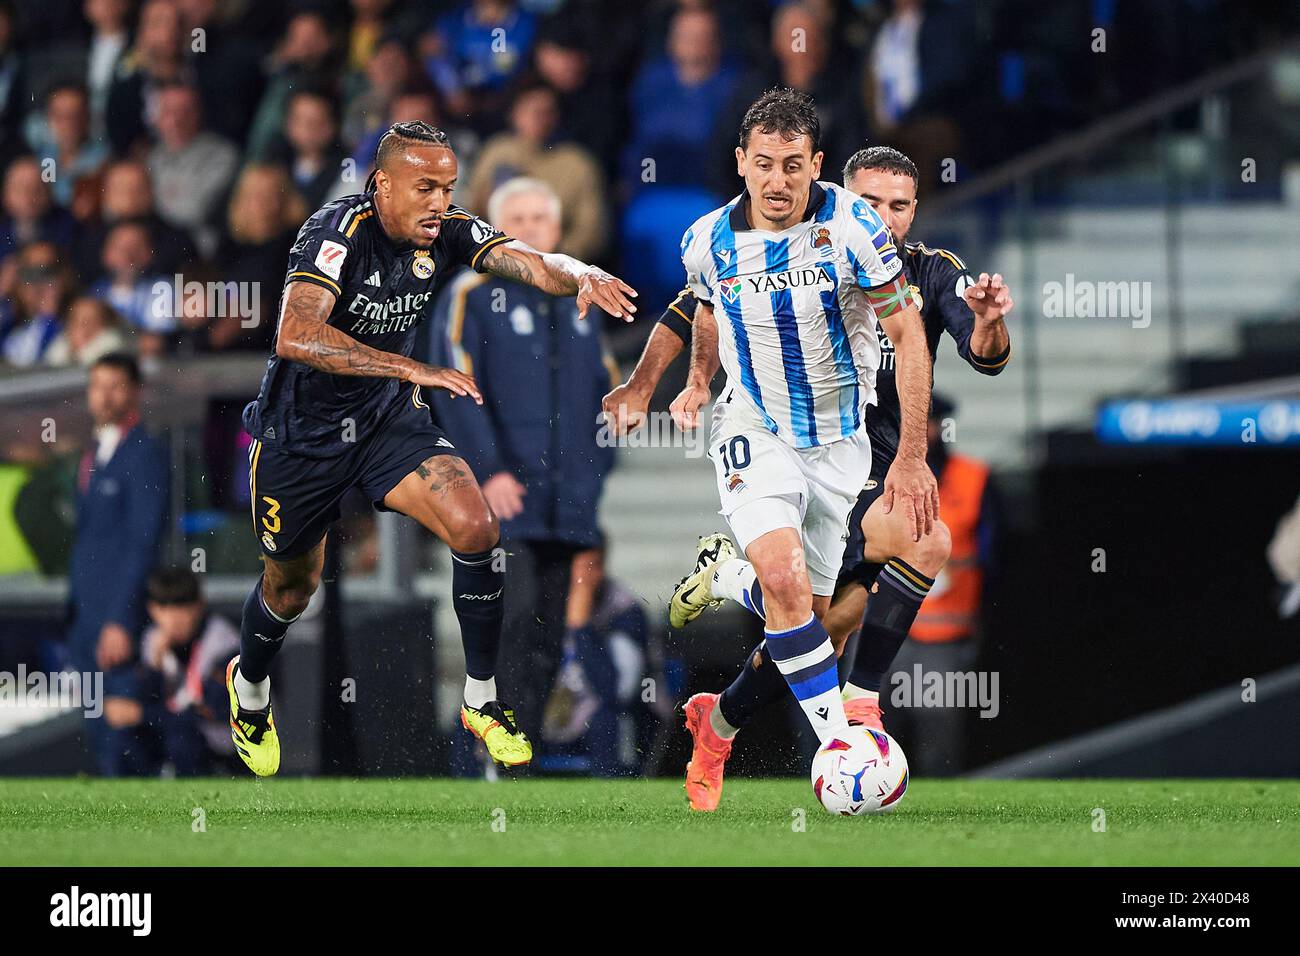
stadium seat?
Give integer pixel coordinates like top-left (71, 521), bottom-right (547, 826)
top-left (618, 188), bottom-right (723, 309)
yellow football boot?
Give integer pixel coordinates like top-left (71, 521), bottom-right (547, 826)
top-left (460, 699), bottom-right (532, 767)
top-left (226, 656), bottom-right (281, 777)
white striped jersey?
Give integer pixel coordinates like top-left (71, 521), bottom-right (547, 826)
top-left (681, 181), bottom-right (904, 449)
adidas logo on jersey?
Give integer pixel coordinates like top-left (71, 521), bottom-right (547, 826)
top-left (436, 437), bottom-right (455, 448)
top-left (365, 272), bottom-right (382, 286)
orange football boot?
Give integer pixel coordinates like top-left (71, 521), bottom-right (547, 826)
top-left (683, 692), bottom-right (734, 812)
top-left (843, 696), bottom-right (885, 731)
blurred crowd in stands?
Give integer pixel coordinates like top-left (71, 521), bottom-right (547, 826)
top-left (0, 0), bottom-right (1294, 369)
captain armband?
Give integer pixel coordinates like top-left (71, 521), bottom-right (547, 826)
top-left (863, 274), bottom-right (919, 319)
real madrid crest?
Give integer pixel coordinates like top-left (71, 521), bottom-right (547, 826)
top-left (412, 250), bottom-right (434, 279)
top-left (908, 284), bottom-right (924, 312)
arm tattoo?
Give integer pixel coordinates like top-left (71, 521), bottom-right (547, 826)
top-left (481, 245), bottom-right (536, 285)
top-left (277, 282), bottom-right (412, 379)
top-left (482, 242), bottom-right (584, 296)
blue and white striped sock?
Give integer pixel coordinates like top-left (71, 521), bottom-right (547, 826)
top-left (764, 613), bottom-right (849, 743)
top-left (711, 559), bottom-right (766, 620)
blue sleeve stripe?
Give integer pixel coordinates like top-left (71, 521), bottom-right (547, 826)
top-left (845, 244), bottom-right (871, 287)
top-left (852, 200), bottom-right (887, 235)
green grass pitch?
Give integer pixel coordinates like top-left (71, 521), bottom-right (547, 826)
top-left (2, 778), bottom-right (1297, 866)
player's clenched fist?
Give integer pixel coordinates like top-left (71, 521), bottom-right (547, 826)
top-left (602, 382), bottom-right (651, 435)
top-left (882, 456), bottom-right (940, 541)
top-left (577, 267), bottom-right (638, 321)
top-left (670, 381), bottom-right (711, 431)
top-left (404, 361), bottom-right (483, 404)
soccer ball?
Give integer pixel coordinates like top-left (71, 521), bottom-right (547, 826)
top-left (810, 726), bottom-right (909, 816)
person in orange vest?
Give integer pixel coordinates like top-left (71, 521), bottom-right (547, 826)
top-left (877, 392), bottom-right (997, 775)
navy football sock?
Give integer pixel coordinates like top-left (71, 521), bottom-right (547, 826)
top-left (451, 543), bottom-right (505, 682)
top-left (845, 559), bottom-right (934, 694)
top-left (857, 560), bottom-right (886, 589)
top-left (237, 575), bottom-right (299, 685)
top-left (717, 642), bottom-right (787, 729)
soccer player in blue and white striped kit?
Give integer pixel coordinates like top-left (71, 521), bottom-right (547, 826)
top-left (669, 89), bottom-right (939, 810)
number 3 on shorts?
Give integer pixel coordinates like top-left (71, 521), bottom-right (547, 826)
top-left (718, 435), bottom-right (751, 475)
top-left (260, 496), bottom-right (282, 534)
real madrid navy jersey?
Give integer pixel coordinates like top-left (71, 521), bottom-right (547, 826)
top-left (866, 241), bottom-right (1010, 463)
top-left (243, 194), bottom-right (510, 459)
top-left (680, 181), bottom-right (904, 450)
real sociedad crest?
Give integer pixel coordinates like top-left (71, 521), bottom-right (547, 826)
top-left (809, 226), bottom-right (832, 251)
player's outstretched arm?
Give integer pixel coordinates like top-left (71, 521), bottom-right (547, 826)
top-left (602, 320), bottom-right (687, 434)
top-left (878, 299), bottom-right (939, 541)
top-left (479, 240), bottom-right (638, 320)
top-left (275, 280), bottom-right (482, 402)
top-left (669, 300), bottom-right (719, 431)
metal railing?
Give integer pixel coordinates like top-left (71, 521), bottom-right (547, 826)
top-left (913, 39), bottom-right (1300, 456)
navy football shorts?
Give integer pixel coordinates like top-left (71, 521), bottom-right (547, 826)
top-left (834, 450), bottom-right (893, 591)
top-left (247, 383), bottom-right (457, 559)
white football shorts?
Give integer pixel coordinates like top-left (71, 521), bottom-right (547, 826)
top-left (707, 387), bottom-right (871, 596)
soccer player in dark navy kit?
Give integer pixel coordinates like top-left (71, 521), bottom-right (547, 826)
top-left (227, 121), bottom-right (638, 776)
top-left (601, 146), bottom-right (1012, 797)
top-left (825, 147), bottom-right (1012, 729)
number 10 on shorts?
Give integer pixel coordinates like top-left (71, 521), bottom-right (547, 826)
top-left (718, 435), bottom-right (751, 474)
